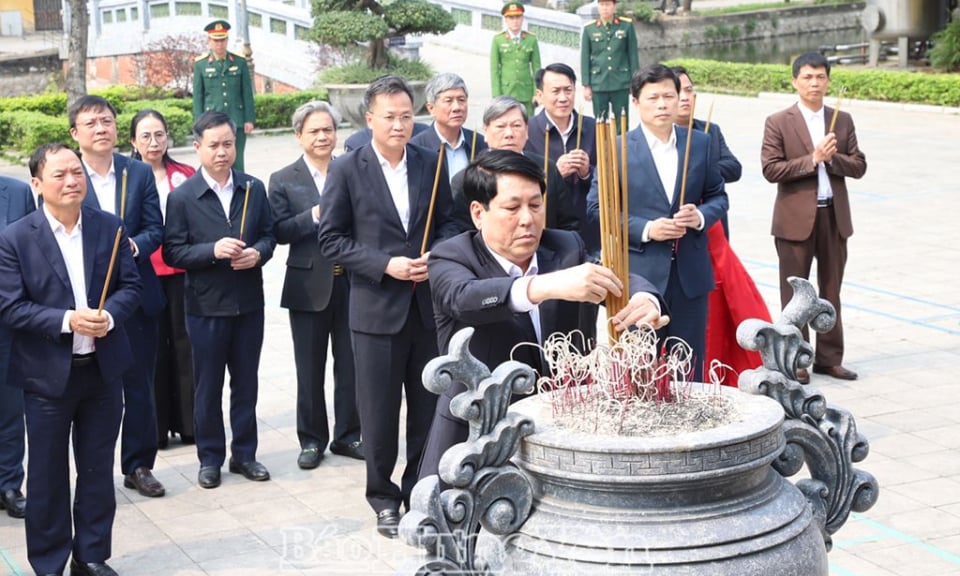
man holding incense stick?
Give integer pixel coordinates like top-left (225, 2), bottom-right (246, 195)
top-left (761, 51), bottom-right (866, 382)
top-left (163, 111), bottom-right (276, 489)
top-left (317, 75), bottom-right (459, 539)
top-left (70, 95), bottom-right (168, 499)
top-left (588, 64), bottom-right (727, 381)
top-left (0, 143), bottom-right (140, 576)
top-left (420, 149), bottom-right (665, 481)
top-left (527, 62), bottom-right (599, 254)
top-left (411, 73), bottom-right (487, 184)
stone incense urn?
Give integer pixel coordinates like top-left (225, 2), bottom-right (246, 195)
top-left (398, 278), bottom-right (878, 575)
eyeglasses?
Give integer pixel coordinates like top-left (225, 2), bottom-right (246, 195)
top-left (137, 131), bottom-right (168, 144)
top-left (79, 116), bottom-right (116, 130)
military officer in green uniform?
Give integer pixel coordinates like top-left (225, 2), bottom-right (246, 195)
top-left (490, 2), bottom-right (541, 117)
top-left (580, 0), bottom-right (638, 132)
top-left (193, 20), bottom-right (256, 171)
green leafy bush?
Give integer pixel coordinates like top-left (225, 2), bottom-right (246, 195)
top-left (928, 19), bottom-right (960, 72)
top-left (0, 93), bottom-right (68, 116)
top-left (254, 90), bottom-right (330, 130)
top-left (0, 111), bottom-right (70, 153)
top-left (318, 57), bottom-right (433, 84)
top-left (667, 59), bottom-right (960, 107)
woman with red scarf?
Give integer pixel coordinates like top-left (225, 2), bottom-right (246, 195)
top-left (130, 110), bottom-right (197, 447)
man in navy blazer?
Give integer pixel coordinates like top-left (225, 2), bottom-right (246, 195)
top-left (526, 63), bottom-right (600, 254)
top-left (588, 65), bottom-right (727, 381)
top-left (317, 75), bottom-right (460, 539)
top-left (0, 175), bottom-right (35, 520)
top-left (164, 111), bottom-right (276, 490)
top-left (420, 150), bottom-right (666, 480)
top-left (70, 95), bottom-right (167, 498)
top-left (410, 72), bottom-right (487, 182)
top-left (0, 144), bottom-right (141, 576)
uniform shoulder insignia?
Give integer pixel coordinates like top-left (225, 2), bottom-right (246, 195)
top-left (195, 53), bottom-right (208, 61)
top-left (620, 16), bottom-right (632, 22)
top-left (497, 31), bottom-right (508, 37)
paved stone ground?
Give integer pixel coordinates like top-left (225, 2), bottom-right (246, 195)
top-left (2, 38), bottom-right (960, 576)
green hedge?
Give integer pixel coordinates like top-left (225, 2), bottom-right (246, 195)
top-left (0, 89), bottom-right (329, 156)
top-left (666, 59), bottom-right (960, 107)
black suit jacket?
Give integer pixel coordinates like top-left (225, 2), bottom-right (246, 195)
top-left (317, 143), bottom-right (459, 336)
top-left (162, 170), bottom-right (276, 316)
top-left (0, 206), bottom-right (142, 397)
top-left (449, 151), bottom-right (580, 234)
top-left (268, 157), bottom-right (336, 311)
top-left (409, 125), bottom-right (488, 167)
top-left (82, 153), bottom-right (165, 316)
top-left (0, 176), bottom-right (36, 387)
top-left (429, 229), bottom-right (663, 375)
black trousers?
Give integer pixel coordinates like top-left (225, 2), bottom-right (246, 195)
top-left (658, 260), bottom-right (709, 382)
top-left (24, 363), bottom-right (122, 576)
top-left (352, 298), bottom-right (438, 513)
top-left (289, 274), bottom-right (360, 452)
top-left (119, 307), bottom-right (160, 474)
top-left (154, 273), bottom-right (195, 442)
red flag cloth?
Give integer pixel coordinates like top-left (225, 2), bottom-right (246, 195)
top-left (705, 222), bottom-right (771, 387)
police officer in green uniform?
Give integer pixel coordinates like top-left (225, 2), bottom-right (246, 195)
top-left (193, 20), bottom-right (256, 171)
top-left (490, 2), bottom-right (541, 117)
top-left (580, 0), bottom-right (638, 132)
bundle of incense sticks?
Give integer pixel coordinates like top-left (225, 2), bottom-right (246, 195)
top-left (594, 112), bottom-right (630, 344)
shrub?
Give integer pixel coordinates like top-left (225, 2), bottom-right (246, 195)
top-left (928, 19), bottom-right (960, 72)
top-left (666, 59), bottom-right (960, 107)
top-left (317, 56), bottom-right (433, 84)
top-left (254, 90), bottom-right (330, 129)
top-left (0, 111), bottom-right (70, 153)
top-left (0, 93), bottom-right (68, 116)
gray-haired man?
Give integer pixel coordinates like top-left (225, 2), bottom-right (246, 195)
top-left (268, 101), bottom-right (362, 470)
top-left (411, 72), bottom-right (487, 181)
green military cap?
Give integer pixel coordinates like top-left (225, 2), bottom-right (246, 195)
top-left (501, 2), bottom-right (524, 16)
top-left (204, 19), bottom-right (231, 39)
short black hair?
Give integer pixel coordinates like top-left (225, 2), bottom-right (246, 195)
top-left (670, 65), bottom-right (689, 81)
top-left (67, 95), bottom-right (118, 129)
top-left (535, 62), bottom-right (577, 90)
top-left (363, 75), bottom-right (414, 112)
top-left (630, 64), bottom-right (680, 99)
top-left (191, 111), bottom-right (236, 142)
top-left (792, 51), bottom-right (831, 78)
top-left (462, 149), bottom-right (545, 208)
top-left (29, 143), bottom-right (79, 178)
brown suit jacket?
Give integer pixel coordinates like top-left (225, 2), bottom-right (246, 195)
top-left (761, 103), bottom-right (867, 242)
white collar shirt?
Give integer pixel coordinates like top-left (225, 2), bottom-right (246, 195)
top-left (798, 102), bottom-right (833, 201)
top-left (84, 158), bottom-right (116, 216)
top-left (303, 155), bottom-right (328, 197)
top-left (44, 206), bottom-right (94, 354)
top-left (435, 125), bottom-right (468, 183)
top-left (372, 143), bottom-right (410, 233)
top-left (641, 124), bottom-right (679, 204)
top-left (201, 167), bottom-right (235, 222)
top-left (546, 112), bottom-right (576, 150)
top-left (486, 246), bottom-right (542, 344)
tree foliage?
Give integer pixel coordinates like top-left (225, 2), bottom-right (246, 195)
top-left (928, 18), bottom-right (960, 72)
top-left (311, 0), bottom-right (455, 69)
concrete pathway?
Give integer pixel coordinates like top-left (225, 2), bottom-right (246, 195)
top-left (1, 38), bottom-right (960, 576)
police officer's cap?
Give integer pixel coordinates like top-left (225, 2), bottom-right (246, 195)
top-left (501, 2), bottom-right (524, 16)
top-left (205, 19), bottom-right (231, 39)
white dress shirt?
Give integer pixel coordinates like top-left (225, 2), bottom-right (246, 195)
top-left (201, 167), bottom-right (235, 223)
top-left (545, 112), bottom-right (576, 150)
top-left (435, 126), bottom-right (469, 183)
top-left (304, 155), bottom-right (327, 224)
top-left (46, 206), bottom-right (114, 354)
top-left (485, 247), bottom-right (542, 344)
top-left (371, 143), bottom-right (410, 233)
top-left (639, 124), bottom-right (705, 242)
top-left (798, 102), bottom-right (834, 201)
top-left (84, 159), bottom-right (117, 216)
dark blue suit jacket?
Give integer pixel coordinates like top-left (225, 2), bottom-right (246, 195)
top-left (0, 176), bottom-right (36, 387)
top-left (318, 143), bottom-right (460, 335)
top-left (82, 153), bottom-right (164, 316)
top-left (0, 206), bottom-right (142, 397)
top-left (410, 125), bottom-right (488, 166)
top-left (587, 126), bottom-right (728, 298)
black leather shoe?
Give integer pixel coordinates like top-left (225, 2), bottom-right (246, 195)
top-left (228, 459), bottom-right (270, 481)
top-left (297, 447), bottom-right (323, 470)
top-left (813, 364), bottom-right (859, 381)
top-left (70, 558), bottom-right (118, 576)
top-left (330, 440), bottom-right (364, 460)
top-left (0, 488), bottom-right (25, 519)
top-left (123, 467), bottom-right (165, 497)
top-left (197, 466), bottom-right (221, 489)
top-left (376, 508), bottom-right (400, 539)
